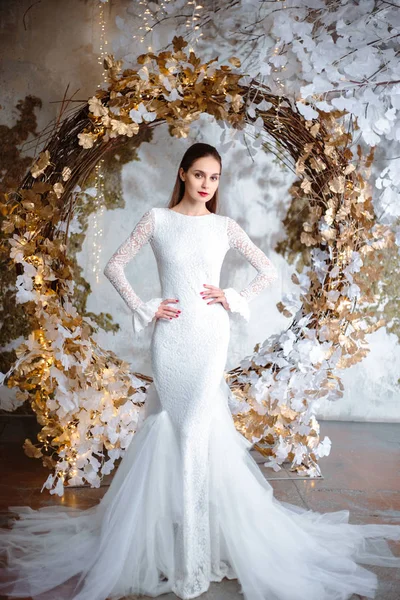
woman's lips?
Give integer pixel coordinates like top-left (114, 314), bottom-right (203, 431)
top-left (198, 191), bottom-right (209, 196)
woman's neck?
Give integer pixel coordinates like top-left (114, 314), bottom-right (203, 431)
top-left (172, 199), bottom-right (211, 216)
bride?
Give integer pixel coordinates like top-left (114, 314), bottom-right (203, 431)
top-left (0, 142), bottom-right (399, 600)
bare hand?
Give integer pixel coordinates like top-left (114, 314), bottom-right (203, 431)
top-left (200, 284), bottom-right (230, 310)
top-left (155, 298), bottom-right (181, 321)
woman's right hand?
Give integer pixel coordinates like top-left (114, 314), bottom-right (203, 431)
top-left (155, 298), bottom-right (181, 321)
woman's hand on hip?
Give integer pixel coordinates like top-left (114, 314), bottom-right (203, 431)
top-left (200, 284), bottom-right (229, 310)
top-left (155, 298), bottom-right (181, 320)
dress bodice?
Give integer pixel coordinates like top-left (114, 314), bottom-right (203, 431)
top-left (150, 208), bottom-right (229, 306)
top-left (103, 206), bottom-right (278, 332)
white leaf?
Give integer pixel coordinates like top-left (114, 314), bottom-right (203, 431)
top-left (296, 101), bottom-right (319, 120)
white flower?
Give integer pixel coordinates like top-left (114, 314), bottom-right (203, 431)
top-left (264, 456), bottom-right (282, 472)
top-left (296, 100), bottom-right (319, 120)
top-left (101, 459), bottom-right (116, 476)
top-left (344, 283), bottom-right (361, 300)
top-left (281, 330), bottom-right (296, 357)
top-left (137, 66), bottom-right (149, 81)
top-left (49, 476), bottom-right (65, 497)
top-left (275, 437), bottom-right (292, 462)
top-left (293, 443), bottom-right (306, 465)
top-left (163, 88), bottom-right (183, 102)
top-left (129, 102), bottom-right (157, 124)
top-left (315, 436), bottom-right (332, 458)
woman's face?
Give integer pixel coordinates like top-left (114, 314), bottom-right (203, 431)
top-left (179, 156), bottom-right (221, 204)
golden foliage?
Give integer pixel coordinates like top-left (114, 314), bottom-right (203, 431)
top-left (1, 36), bottom-right (395, 490)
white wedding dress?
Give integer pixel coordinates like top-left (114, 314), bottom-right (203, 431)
top-left (0, 206), bottom-right (400, 600)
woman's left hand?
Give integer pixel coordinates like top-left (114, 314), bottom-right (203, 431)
top-left (200, 284), bottom-right (230, 311)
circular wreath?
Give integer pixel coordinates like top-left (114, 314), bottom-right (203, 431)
top-left (0, 36), bottom-right (394, 495)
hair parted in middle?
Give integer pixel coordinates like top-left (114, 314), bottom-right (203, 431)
top-left (168, 142), bottom-right (222, 215)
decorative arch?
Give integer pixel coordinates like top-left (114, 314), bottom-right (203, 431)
top-left (0, 36), bottom-right (393, 494)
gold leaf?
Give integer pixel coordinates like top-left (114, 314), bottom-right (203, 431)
top-left (320, 227), bottom-right (336, 241)
top-left (310, 122), bottom-right (320, 137)
top-left (324, 143), bottom-right (337, 158)
top-left (172, 35), bottom-right (188, 53)
top-left (1, 219), bottom-right (15, 234)
top-left (23, 438), bottom-right (43, 458)
top-left (42, 455), bottom-right (57, 469)
top-left (88, 96), bottom-right (108, 117)
top-left (309, 156), bottom-right (327, 172)
top-left (328, 175), bottom-right (345, 194)
top-left (324, 207), bottom-right (335, 225)
top-left (228, 56), bottom-right (241, 68)
top-left (62, 166), bottom-right (72, 181)
top-left (22, 201), bottom-right (35, 211)
top-left (53, 182), bottom-right (64, 199)
top-left (344, 163), bottom-right (356, 174)
top-left (300, 178), bottom-right (312, 193)
top-left (300, 231), bottom-right (318, 246)
top-left (31, 150), bottom-right (51, 179)
top-left (276, 301), bottom-right (293, 318)
top-left (295, 159), bottom-right (305, 175)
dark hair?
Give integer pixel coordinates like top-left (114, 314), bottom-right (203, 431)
top-left (168, 142), bottom-right (222, 214)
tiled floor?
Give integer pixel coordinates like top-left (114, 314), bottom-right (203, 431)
top-left (0, 417), bottom-right (399, 599)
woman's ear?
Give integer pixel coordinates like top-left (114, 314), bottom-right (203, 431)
top-left (179, 167), bottom-right (185, 182)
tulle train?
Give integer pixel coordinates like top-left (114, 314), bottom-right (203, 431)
top-left (0, 380), bottom-right (399, 600)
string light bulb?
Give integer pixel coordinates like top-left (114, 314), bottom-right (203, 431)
top-left (90, 159), bottom-right (105, 283)
top-left (132, 1), bottom-right (203, 47)
top-left (96, 0), bottom-right (110, 88)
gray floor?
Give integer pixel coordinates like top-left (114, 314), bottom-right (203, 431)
top-left (0, 418), bottom-right (399, 599)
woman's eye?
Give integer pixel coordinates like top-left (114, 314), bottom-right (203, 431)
top-left (194, 173), bottom-right (218, 181)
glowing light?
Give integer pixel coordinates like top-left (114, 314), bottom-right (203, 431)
top-left (96, 1), bottom-right (110, 88)
top-left (132, 1), bottom-right (203, 47)
top-left (90, 160), bottom-right (105, 283)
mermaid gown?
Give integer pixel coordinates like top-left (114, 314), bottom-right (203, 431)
top-left (0, 206), bottom-right (400, 600)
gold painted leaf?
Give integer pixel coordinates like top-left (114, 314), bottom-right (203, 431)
top-left (320, 227), bottom-right (336, 241)
top-left (296, 157), bottom-right (306, 175)
top-left (300, 178), bottom-right (312, 193)
top-left (62, 166), bottom-right (72, 181)
top-left (228, 56), bottom-right (241, 68)
top-left (23, 438), bottom-right (43, 458)
top-left (344, 163), bottom-right (356, 174)
top-left (1, 219), bottom-right (14, 234)
top-left (53, 183), bottom-right (64, 199)
top-left (276, 301), bottom-right (293, 318)
top-left (324, 143), bottom-right (337, 158)
top-left (300, 232), bottom-right (318, 246)
top-left (328, 175), bottom-right (345, 194)
top-left (172, 35), bottom-right (188, 52)
top-left (42, 455), bottom-right (57, 469)
top-left (31, 150), bottom-right (51, 179)
top-left (324, 207), bottom-right (335, 225)
top-left (21, 201), bottom-right (35, 210)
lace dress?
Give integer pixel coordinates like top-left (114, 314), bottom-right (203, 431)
top-left (0, 206), bottom-right (399, 600)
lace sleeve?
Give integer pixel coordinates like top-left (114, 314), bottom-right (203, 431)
top-left (103, 208), bottom-right (163, 333)
top-left (222, 217), bottom-right (278, 322)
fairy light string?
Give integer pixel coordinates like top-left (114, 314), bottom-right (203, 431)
top-left (97, 0), bottom-right (110, 88)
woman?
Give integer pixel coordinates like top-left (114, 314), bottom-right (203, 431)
top-left (0, 142), bottom-right (399, 600)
